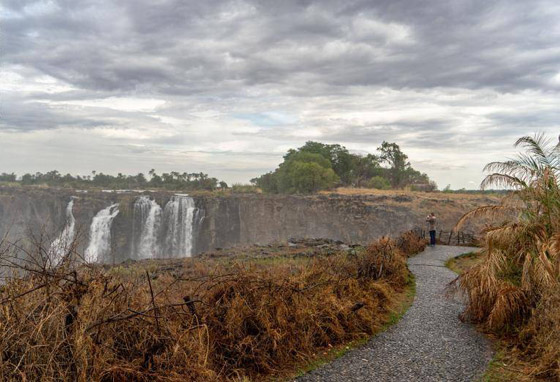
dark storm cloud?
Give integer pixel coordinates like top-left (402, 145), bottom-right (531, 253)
top-left (0, 98), bottom-right (110, 132)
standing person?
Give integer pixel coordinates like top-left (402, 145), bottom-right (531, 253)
top-left (426, 212), bottom-right (437, 247)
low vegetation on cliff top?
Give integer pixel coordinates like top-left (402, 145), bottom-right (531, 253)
top-left (0, 232), bottom-right (426, 381)
top-left (455, 134), bottom-right (560, 380)
top-left (0, 140), bottom-right (435, 195)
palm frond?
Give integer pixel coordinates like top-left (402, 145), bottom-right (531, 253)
top-left (481, 173), bottom-right (527, 190)
top-left (484, 159), bottom-right (535, 180)
top-left (454, 204), bottom-right (514, 231)
top-left (514, 134), bottom-right (551, 161)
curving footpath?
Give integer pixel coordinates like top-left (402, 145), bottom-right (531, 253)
top-left (297, 246), bottom-right (493, 382)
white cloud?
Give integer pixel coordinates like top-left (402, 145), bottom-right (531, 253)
top-left (352, 15), bottom-right (413, 44)
top-left (44, 97), bottom-right (166, 112)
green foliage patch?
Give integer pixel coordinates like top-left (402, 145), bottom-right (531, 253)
top-left (252, 140), bottom-right (436, 194)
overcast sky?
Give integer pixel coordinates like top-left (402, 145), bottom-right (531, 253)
top-left (1, 0), bottom-right (559, 188)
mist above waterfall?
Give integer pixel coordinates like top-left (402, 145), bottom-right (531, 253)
top-left (85, 203), bottom-right (120, 263)
top-left (49, 198), bottom-right (76, 265)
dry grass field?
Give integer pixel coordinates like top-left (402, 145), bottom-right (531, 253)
top-left (0, 232), bottom-right (426, 381)
top-left (322, 187), bottom-right (500, 199)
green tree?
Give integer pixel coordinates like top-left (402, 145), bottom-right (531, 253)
top-left (253, 140), bottom-right (433, 193)
top-left (377, 141), bottom-right (411, 188)
top-left (251, 172), bottom-right (278, 193)
top-left (351, 154), bottom-right (383, 186)
top-left (277, 151), bottom-right (339, 193)
top-left (0, 172), bottom-right (16, 182)
top-left (285, 141), bottom-right (354, 184)
top-left (278, 160), bottom-right (339, 194)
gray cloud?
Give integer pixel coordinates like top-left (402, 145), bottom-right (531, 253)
top-left (4, 0), bottom-right (560, 95)
top-left (0, 97), bottom-right (111, 132)
top-left (1, 0), bottom-right (560, 188)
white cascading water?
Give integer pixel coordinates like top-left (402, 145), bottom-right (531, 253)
top-left (131, 196), bottom-right (162, 259)
top-left (162, 195), bottom-right (196, 257)
top-left (49, 198), bottom-right (76, 264)
top-left (85, 203), bottom-right (120, 263)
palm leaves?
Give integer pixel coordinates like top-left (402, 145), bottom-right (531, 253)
top-left (456, 133), bottom-right (560, 338)
top-left (458, 133), bottom-right (560, 230)
top-left (481, 134), bottom-right (560, 191)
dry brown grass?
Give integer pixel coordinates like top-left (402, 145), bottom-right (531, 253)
top-left (395, 231), bottom-right (429, 257)
top-left (454, 222), bottom-right (560, 381)
top-left (0, 232), bottom-right (424, 381)
top-left (322, 187), bottom-right (501, 201)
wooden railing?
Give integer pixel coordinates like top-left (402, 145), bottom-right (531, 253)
top-left (414, 227), bottom-right (478, 246)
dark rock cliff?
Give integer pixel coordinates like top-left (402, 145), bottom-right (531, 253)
top-left (193, 193), bottom-right (493, 252)
top-left (0, 186), bottom-right (496, 262)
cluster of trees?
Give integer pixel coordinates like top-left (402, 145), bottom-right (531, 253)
top-left (0, 170), bottom-right (224, 191)
top-left (251, 141), bottom-right (436, 194)
top-left (2, 141), bottom-right (435, 195)
top-left (0, 173), bottom-right (16, 182)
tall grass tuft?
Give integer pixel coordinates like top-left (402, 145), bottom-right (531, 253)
top-left (454, 133), bottom-right (560, 380)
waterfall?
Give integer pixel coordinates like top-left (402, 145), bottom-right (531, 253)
top-left (162, 195), bottom-right (197, 257)
top-left (131, 196), bottom-right (162, 259)
top-left (85, 203), bottom-right (120, 263)
top-left (49, 198), bottom-right (76, 264)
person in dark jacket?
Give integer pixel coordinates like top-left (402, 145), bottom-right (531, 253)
top-left (426, 212), bottom-right (436, 246)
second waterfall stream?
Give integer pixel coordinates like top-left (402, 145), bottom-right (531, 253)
top-left (128, 194), bottom-right (197, 260)
top-left (162, 195), bottom-right (197, 257)
top-left (85, 204), bottom-right (120, 263)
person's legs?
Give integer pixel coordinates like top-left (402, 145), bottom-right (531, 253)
top-left (429, 230), bottom-right (436, 246)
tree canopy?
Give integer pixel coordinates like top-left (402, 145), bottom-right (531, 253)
top-left (252, 141), bottom-right (436, 194)
top-left (1, 170), bottom-right (220, 191)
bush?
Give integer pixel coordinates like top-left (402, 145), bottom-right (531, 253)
top-left (278, 160), bottom-right (339, 194)
top-left (357, 238), bottom-right (408, 286)
top-left (396, 230), bottom-right (429, 256)
top-left (365, 176), bottom-right (391, 190)
top-left (231, 183), bottom-right (260, 194)
top-left (0, 232), bottom-right (422, 381)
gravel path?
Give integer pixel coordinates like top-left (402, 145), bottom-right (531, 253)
top-left (297, 246), bottom-right (493, 382)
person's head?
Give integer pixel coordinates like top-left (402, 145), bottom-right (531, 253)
top-left (430, 212), bottom-right (435, 216)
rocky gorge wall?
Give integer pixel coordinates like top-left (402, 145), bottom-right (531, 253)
top-left (194, 192), bottom-right (496, 252)
top-left (0, 186), bottom-right (497, 263)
